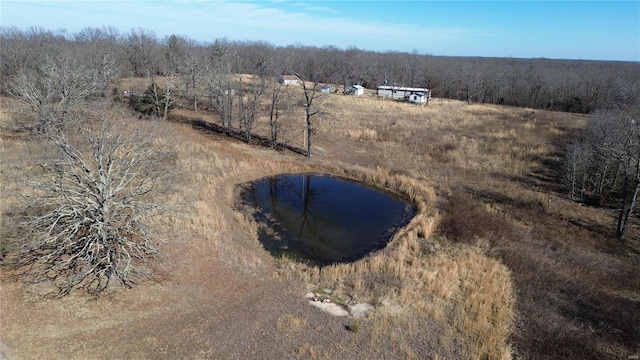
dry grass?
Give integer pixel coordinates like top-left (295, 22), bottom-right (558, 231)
top-left (166, 102), bottom-right (515, 358)
top-left (248, 93), bottom-right (637, 358)
top-left (303, 95), bottom-right (637, 359)
top-left (164, 117), bottom-right (515, 357)
top-left (1, 87), bottom-right (637, 359)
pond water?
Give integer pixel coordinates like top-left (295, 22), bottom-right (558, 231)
top-left (239, 174), bottom-right (415, 266)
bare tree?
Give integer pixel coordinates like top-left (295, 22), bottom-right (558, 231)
top-left (377, 51), bottom-right (407, 94)
top-left (126, 28), bottom-right (160, 78)
top-left (292, 71), bottom-right (327, 157)
top-left (334, 45), bottom-right (364, 94)
top-left (405, 49), bottom-right (422, 87)
top-left (603, 109), bottom-right (640, 240)
top-left (0, 27), bottom-right (47, 94)
top-left (182, 47), bottom-right (203, 111)
top-left (237, 74), bottom-right (263, 143)
top-left (566, 107), bottom-right (640, 240)
top-left (204, 40), bottom-right (236, 135)
top-left (9, 47), bottom-right (105, 133)
top-left (73, 26), bottom-right (124, 92)
top-left (237, 42), bottom-right (270, 143)
top-left (164, 34), bottom-right (183, 75)
top-left (455, 61), bottom-right (486, 104)
top-left (4, 108), bottom-right (174, 297)
top-left (1, 27), bottom-right (65, 80)
top-left (564, 141), bottom-right (592, 201)
top-left (268, 79), bottom-right (285, 149)
top-left (164, 34), bottom-right (203, 111)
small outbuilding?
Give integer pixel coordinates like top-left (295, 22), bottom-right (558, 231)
top-left (278, 75), bottom-right (299, 85)
top-left (347, 85), bottom-right (364, 96)
top-left (409, 92), bottom-right (428, 104)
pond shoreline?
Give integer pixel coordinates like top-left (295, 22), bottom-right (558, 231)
top-left (237, 173), bottom-right (416, 266)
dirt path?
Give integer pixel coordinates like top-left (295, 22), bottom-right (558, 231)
top-left (1, 245), bottom-right (397, 359)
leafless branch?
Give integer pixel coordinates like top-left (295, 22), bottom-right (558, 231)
top-left (4, 109), bottom-right (174, 297)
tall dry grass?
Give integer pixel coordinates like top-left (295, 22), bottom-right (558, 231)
top-left (245, 91), bottom-right (636, 358)
top-left (306, 93), bottom-right (637, 359)
top-left (315, 94), bottom-right (571, 181)
top-left (257, 164), bottom-right (516, 359)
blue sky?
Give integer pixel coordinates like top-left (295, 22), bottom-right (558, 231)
top-left (1, 1), bottom-right (638, 61)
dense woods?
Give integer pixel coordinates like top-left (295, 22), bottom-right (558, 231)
top-left (565, 107), bottom-right (640, 240)
top-left (3, 26), bottom-right (639, 115)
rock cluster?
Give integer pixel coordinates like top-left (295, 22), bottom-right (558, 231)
top-left (304, 290), bottom-right (375, 318)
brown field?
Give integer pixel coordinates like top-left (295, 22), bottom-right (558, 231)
top-left (1, 89), bottom-right (638, 359)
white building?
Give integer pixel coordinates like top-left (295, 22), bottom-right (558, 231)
top-left (377, 86), bottom-right (430, 100)
top-left (278, 75), bottom-right (299, 85)
top-left (347, 85), bottom-right (365, 96)
top-left (409, 92), bottom-right (429, 104)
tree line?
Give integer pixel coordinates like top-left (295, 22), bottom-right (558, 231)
top-left (3, 26), bottom-right (639, 115)
top-left (565, 106), bottom-right (640, 241)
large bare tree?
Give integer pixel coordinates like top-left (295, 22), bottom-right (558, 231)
top-left (4, 108), bottom-right (174, 297)
top-left (126, 28), bottom-right (160, 78)
top-left (268, 78), bottom-right (286, 149)
top-left (281, 47), bottom-right (333, 156)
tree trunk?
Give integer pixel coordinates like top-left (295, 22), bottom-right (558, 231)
top-left (192, 76), bottom-right (197, 111)
top-left (269, 86), bottom-right (280, 149)
top-left (617, 156), bottom-right (640, 241)
top-left (306, 107), bottom-right (312, 157)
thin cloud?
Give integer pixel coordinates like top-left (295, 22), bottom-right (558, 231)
top-left (290, 2), bottom-right (340, 14)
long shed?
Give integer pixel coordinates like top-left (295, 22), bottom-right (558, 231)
top-left (378, 86), bottom-right (430, 100)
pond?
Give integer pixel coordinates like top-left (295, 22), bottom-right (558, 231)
top-left (239, 174), bottom-right (415, 266)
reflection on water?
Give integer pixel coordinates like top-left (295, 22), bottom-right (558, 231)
top-left (240, 174), bottom-right (414, 266)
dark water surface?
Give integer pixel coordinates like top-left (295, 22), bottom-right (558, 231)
top-left (239, 174), bottom-right (415, 266)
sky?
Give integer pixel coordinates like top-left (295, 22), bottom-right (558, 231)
top-left (1, 0), bottom-right (639, 61)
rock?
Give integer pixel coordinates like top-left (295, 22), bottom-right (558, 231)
top-left (308, 300), bottom-right (349, 317)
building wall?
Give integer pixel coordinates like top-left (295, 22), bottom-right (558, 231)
top-left (378, 86), bottom-right (429, 99)
top-left (378, 88), bottom-right (407, 99)
top-left (409, 94), bottom-right (426, 103)
top-left (348, 86), bottom-right (364, 95)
